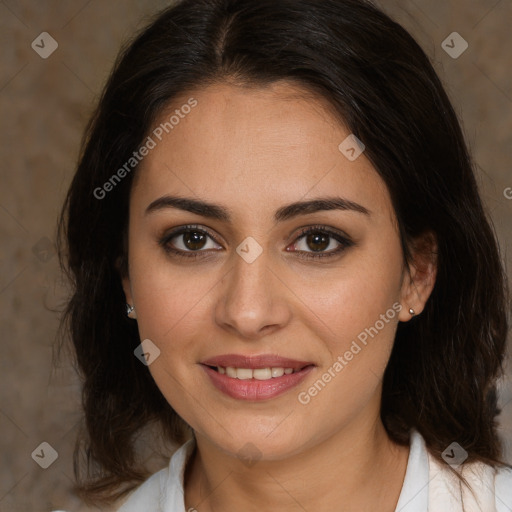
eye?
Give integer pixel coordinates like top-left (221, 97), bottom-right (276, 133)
top-left (159, 224), bottom-right (354, 261)
top-left (287, 225), bottom-right (354, 260)
top-left (159, 224), bottom-right (222, 258)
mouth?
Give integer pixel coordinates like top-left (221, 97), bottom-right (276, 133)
top-left (199, 355), bottom-right (316, 401)
top-left (204, 364), bottom-right (314, 380)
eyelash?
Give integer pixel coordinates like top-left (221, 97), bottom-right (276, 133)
top-left (158, 224), bottom-right (354, 261)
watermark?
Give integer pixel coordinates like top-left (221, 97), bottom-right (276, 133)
top-left (31, 32), bottom-right (58, 59)
top-left (152, 98), bottom-right (198, 140)
top-left (297, 302), bottom-right (402, 404)
top-left (503, 187), bottom-right (512, 200)
top-left (93, 98), bottom-right (198, 200)
top-left (237, 442), bottom-right (263, 468)
top-left (31, 441), bottom-right (58, 469)
top-left (441, 32), bottom-right (468, 59)
top-left (338, 133), bottom-right (365, 161)
top-left (32, 236), bottom-right (55, 263)
top-left (134, 338), bottom-right (161, 366)
top-left (236, 236), bottom-right (263, 264)
top-left (442, 442), bottom-right (468, 469)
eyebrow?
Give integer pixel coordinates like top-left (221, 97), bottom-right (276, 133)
top-left (145, 195), bottom-right (371, 222)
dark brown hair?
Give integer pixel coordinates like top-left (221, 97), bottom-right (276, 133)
top-left (58, 0), bottom-right (511, 506)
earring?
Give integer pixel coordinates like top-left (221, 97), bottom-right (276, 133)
top-left (409, 308), bottom-right (415, 316)
top-left (126, 303), bottom-right (136, 319)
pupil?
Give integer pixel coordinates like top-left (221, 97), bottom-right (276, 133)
top-left (307, 232), bottom-right (329, 252)
top-left (184, 231), bottom-right (206, 250)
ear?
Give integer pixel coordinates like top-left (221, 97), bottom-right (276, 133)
top-left (117, 255), bottom-right (137, 319)
top-left (398, 230), bottom-right (438, 322)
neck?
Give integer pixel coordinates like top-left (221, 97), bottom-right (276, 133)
top-left (184, 415), bottom-right (410, 512)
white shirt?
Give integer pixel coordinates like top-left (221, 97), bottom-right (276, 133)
top-left (54, 429), bottom-right (512, 511)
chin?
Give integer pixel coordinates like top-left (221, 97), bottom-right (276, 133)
top-left (203, 422), bottom-right (310, 462)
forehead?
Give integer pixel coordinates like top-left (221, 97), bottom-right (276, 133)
top-left (132, 81), bottom-right (394, 225)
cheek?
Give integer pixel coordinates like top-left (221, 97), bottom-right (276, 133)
top-left (303, 279), bottom-right (400, 394)
top-left (299, 241), bottom-right (402, 344)
top-left (128, 256), bottom-right (215, 425)
top-left (295, 237), bottom-right (404, 399)
top-left (294, 273), bottom-right (402, 431)
top-left (128, 239), bottom-right (220, 345)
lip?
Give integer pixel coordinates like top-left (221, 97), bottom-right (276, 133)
top-left (200, 354), bottom-right (316, 401)
top-left (201, 353), bottom-right (313, 370)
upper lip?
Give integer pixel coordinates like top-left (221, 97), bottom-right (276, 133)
top-left (201, 354), bottom-right (314, 370)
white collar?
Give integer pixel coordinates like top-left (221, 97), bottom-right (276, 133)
top-left (394, 429), bottom-right (429, 511)
top-left (161, 429), bottom-right (429, 511)
top-left (116, 428), bottom-right (511, 511)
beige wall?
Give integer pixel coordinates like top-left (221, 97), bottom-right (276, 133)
top-left (0, 1), bottom-right (511, 510)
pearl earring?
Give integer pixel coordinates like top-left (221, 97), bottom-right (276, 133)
top-left (409, 308), bottom-right (415, 316)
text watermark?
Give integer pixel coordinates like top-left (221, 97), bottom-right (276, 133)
top-left (93, 97), bottom-right (198, 200)
top-left (298, 302), bottom-right (402, 404)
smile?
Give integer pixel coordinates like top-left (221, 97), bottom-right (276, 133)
top-left (210, 365), bottom-right (305, 380)
top-left (200, 361), bottom-right (315, 401)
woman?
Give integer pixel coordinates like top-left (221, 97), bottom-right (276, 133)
top-left (56, 0), bottom-right (512, 510)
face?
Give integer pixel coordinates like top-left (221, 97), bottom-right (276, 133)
top-left (122, 81), bottom-right (432, 461)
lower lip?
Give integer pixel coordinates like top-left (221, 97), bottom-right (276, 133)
top-left (201, 364), bottom-right (315, 401)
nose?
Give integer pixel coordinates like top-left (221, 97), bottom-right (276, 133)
top-left (214, 245), bottom-right (291, 340)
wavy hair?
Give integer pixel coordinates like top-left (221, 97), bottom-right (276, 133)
top-left (58, 0), bottom-right (510, 506)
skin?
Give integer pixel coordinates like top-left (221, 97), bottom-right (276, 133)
top-left (122, 80), bottom-right (437, 512)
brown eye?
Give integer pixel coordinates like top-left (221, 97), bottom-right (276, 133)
top-left (304, 232), bottom-right (330, 252)
top-left (159, 225), bottom-right (222, 258)
top-left (181, 231), bottom-right (208, 251)
top-left (289, 225), bottom-right (354, 260)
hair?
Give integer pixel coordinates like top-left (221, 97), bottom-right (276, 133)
top-left (57, 0), bottom-right (511, 506)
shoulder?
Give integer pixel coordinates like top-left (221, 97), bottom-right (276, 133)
top-left (115, 466), bottom-right (170, 511)
top-left (495, 465), bottom-right (512, 511)
top-left (115, 437), bottom-right (195, 512)
top-left (461, 460), bottom-right (512, 512)
top-left (428, 450), bottom-right (512, 511)
top-left (50, 467), bottom-right (171, 512)
top-left (50, 439), bottom-right (195, 512)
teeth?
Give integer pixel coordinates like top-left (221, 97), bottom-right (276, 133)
top-left (217, 366), bottom-right (301, 380)
top-left (236, 368), bottom-right (253, 380)
top-left (271, 367), bottom-right (284, 377)
top-left (253, 368), bottom-right (272, 380)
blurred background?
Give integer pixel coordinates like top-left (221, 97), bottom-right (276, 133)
top-left (0, 1), bottom-right (511, 511)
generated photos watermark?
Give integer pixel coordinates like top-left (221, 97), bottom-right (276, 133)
top-left (93, 97), bottom-right (198, 200)
top-left (298, 302), bottom-right (402, 405)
